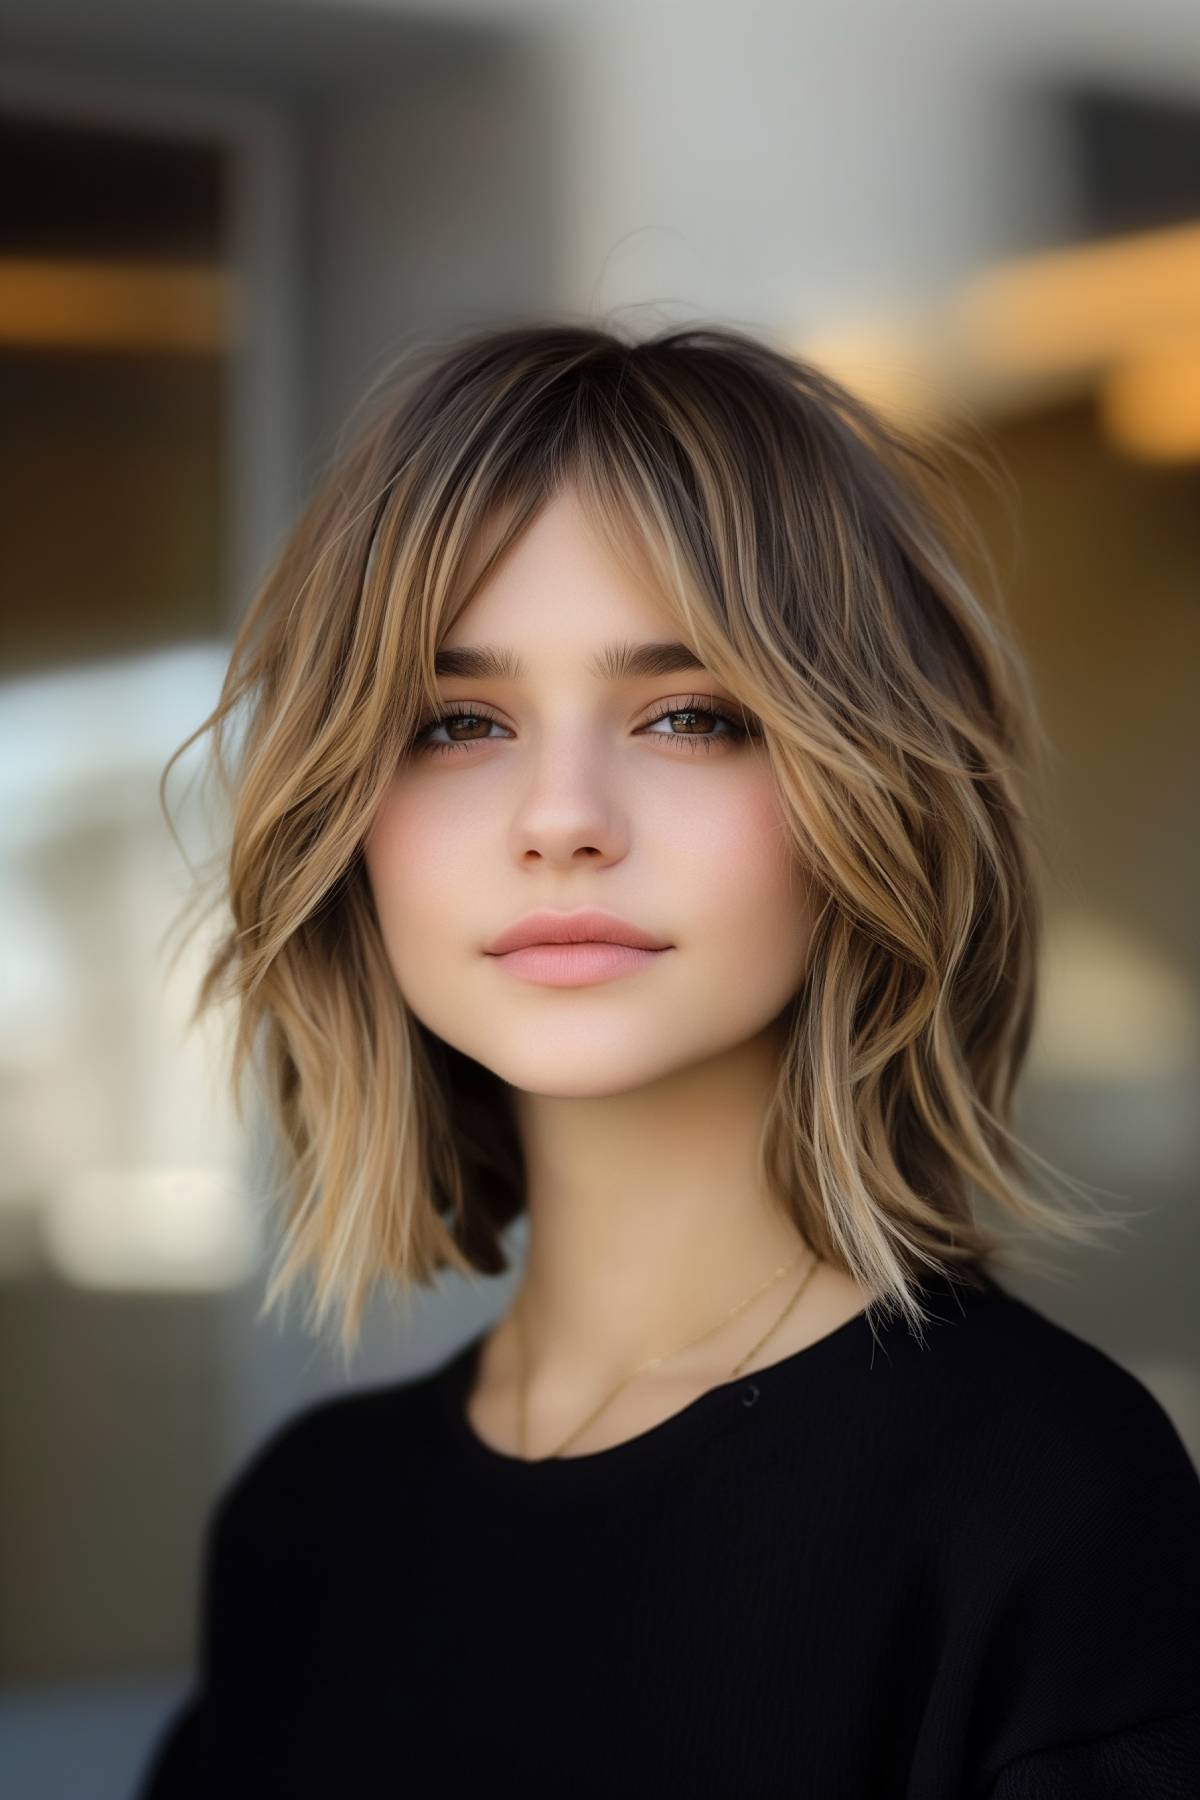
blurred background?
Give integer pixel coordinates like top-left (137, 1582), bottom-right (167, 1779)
top-left (0, 0), bottom-right (1197, 1793)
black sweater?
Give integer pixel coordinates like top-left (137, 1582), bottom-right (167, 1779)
top-left (136, 1268), bottom-right (1200, 1798)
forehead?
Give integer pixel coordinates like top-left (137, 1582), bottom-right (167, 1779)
top-left (433, 636), bottom-right (709, 685)
top-left (444, 486), bottom-right (676, 654)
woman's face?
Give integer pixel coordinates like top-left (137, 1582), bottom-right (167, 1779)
top-left (363, 485), bottom-right (816, 1098)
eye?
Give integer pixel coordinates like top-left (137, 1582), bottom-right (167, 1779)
top-left (409, 702), bottom-right (510, 756)
top-left (637, 695), bottom-right (758, 754)
top-left (409, 695), bottom-right (759, 758)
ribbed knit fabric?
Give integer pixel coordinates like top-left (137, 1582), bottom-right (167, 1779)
top-left (136, 1269), bottom-right (1200, 1798)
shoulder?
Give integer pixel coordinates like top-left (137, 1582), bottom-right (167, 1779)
top-left (207, 1344), bottom-right (459, 1554)
top-left (999, 1273), bottom-right (1188, 1434)
top-left (905, 1271), bottom-right (1200, 1573)
top-left (179, 1348), bottom-right (465, 1694)
top-left (924, 1280), bottom-right (1200, 1791)
top-left (913, 1269), bottom-right (1191, 1443)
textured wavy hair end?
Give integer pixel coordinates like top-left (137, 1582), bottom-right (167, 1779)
top-left (160, 314), bottom-right (1130, 1367)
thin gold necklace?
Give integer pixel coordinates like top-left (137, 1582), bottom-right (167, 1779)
top-left (513, 1246), bottom-right (822, 1460)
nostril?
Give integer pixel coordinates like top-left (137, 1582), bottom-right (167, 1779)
top-left (741, 1383), bottom-right (760, 1407)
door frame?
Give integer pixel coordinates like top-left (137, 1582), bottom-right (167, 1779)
top-left (0, 60), bottom-right (305, 629)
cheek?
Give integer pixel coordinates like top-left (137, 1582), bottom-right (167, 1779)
top-left (362, 787), bottom-right (473, 937)
top-left (670, 773), bottom-right (803, 926)
top-left (676, 774), bottom-right (815, 1005)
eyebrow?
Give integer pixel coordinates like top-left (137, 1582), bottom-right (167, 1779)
top-left (432, 639), bottom-right (708, 683)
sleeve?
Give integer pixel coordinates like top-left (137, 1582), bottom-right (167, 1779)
top-left (133, 1692), bottom-right (203, 1799)
top-left (130, 1402), bottom-right (326, 1799)
top-left (985, 1705), bottom-right (1200, 1798)
top-left (966, 1362), bottom-right (1200, 1799)
top-left (131, 1483), bottom-right (231, 1800)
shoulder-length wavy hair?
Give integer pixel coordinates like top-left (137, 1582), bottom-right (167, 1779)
top-left (161, 316), bottom-right (1122, 1365)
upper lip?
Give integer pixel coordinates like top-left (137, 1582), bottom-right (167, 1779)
top-left (485, 909), bottom-right (673, 955)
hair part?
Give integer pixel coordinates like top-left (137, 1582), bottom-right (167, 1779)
top-left (160, 314), bottom-right (1134, 1368)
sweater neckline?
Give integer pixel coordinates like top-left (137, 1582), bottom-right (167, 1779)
top-left (434, 1267), bottom-right (1000, 1492)
top-left (435, 1281), bottom-right (910, 1493)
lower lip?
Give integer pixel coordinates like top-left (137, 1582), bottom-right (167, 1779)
top-left (487, 943), bottom-right (672, 987)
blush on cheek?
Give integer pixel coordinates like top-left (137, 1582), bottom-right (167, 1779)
top-left (363, 788), bottom-right (425, 878)
top-left (715, 781), bottom-right (793, 876)
top-left (362, 814), bottom-right (411, 920)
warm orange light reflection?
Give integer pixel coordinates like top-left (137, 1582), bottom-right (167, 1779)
top-left (794, 221), bottom-right (1200, 460)
top-left (1100, 339), bottom-right (1200, 462)
top-left (953, 221), bottom-right (1200, 380)
top-left (794, 319), bottom-right (947, 428)
top-left (0, 256), bottom-right (235, 352)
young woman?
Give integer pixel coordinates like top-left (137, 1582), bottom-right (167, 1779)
top-left (139, 320), bottom-right (1200, 1798)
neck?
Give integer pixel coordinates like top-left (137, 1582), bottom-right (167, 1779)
top-left (505, 1022), bottom-right (814, 1386)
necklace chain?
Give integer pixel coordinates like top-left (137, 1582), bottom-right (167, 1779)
top-left (513, 1245), bottom-right (822, 1460)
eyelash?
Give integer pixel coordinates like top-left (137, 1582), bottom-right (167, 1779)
top-left (411, 694), bottom-right (758, 759)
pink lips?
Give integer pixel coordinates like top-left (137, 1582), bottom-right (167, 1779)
top-left (491, 942), bottom-right (669, 987)
top-left (484, 909), bottom-right (674, 987)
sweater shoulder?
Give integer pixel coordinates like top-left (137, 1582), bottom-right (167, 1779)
top-left (910, 1280), bottom-right (1200, 1789)
top-left (906, 1273), bottom-right (1200, 1551)
top-left (937, 1274), bottom-right (1190, 1444)
top-left (207, 1344), bottom-right (458, 1545)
